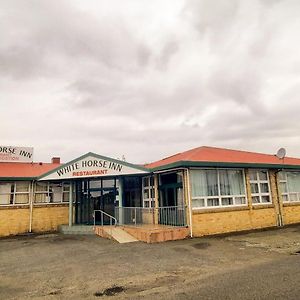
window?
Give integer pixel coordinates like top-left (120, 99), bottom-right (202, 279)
top-left (249, 170), bottom-right (272, 204)
top-left (142, 176), bottom-right (155, 208)
top-left (0, 181), bottom-right (30, 205)
top-left (191, 169), bottom-right (247, 209)
top-left (279, 171), bottom-right (300, 202)
top-left (34, 182), bottom-right (70, 204)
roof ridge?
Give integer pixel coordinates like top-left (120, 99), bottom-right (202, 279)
top-left (190, 145), bottom-right (292, 158)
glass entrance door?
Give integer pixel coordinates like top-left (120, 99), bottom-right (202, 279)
top-left (75, 178), bottom-right (118, 225)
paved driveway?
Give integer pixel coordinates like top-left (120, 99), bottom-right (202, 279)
top-left (0, 226), bottom-right (300, 299)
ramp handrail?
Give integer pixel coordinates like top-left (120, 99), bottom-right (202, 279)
top-left (93, 210), bottom-right (118, 228)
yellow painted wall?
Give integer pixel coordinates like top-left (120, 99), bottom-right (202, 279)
top-left (283, 205), bottom-right (300, 225)
top-left (31, 205), bottom-right (69, 232)
top-left (0, 207), bottom-right (30, 237)
top-left (190, 169), bottom-right (279, 237)
top-left (192, 207), bottom-right (277, 237)
top-left (0, 205), bottom-right (69, 237)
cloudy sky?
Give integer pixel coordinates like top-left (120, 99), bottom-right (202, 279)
top-left (1, 0), bottom-right (300, 164)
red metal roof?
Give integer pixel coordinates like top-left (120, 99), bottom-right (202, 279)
top-left (145, 146), bottom-right (300, 169)
top-left (0, 162), bottom-right (61, 179)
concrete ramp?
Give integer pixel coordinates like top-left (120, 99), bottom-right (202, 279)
top-left (94, 226), bottom-right (138, 243)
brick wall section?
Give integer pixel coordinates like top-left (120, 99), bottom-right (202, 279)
top-left (269, 170), bottom-right (282, 226)
top-left (192, 207), bottom-right (277, 236)
top-left (31, 205), bottom-right (69, 232)
top-left (0, 205), bottom-right (69, 237)
top-left (0, 206), bottom-right (30, 237)
top-left (283, 204), bottom-right (300, 224)
top-left (191, 168), bottom-right (278, 237)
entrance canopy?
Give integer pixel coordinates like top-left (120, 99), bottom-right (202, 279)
top-left (38, 152), bottom-right (149, 181)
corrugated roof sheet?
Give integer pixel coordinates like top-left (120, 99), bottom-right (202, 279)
top-left (145, 146), bottom-right (300, 169)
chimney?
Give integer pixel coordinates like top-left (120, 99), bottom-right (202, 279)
top-left (51, 157), bottom-right (60, 164)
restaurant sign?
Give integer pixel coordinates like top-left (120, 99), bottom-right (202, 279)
top-left (39, 154), bottom-right (149, 180)
top-left (0, 146), bottom-right (34, 163)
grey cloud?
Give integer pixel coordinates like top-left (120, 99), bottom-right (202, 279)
top-left (1, 0), bottom-right (300, 163)
top-left (182, 0), bottom-right (239, 41)
top-left (156, 39), bottom-right (180, 70)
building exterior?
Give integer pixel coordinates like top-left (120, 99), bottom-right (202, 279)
top-left (1, 146), bottom-right (300, 238)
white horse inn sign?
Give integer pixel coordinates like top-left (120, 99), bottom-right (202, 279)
top-left (0, 146), bottom-right (34, 163)
top-left (39, 153), bottom-right (148, 180)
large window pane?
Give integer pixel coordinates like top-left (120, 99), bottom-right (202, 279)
top-left (0, 195), bottom-right (10, 205)
top-left (52, 184), bottom-right (63, 203)
top-left (219, 170), bottom-right (244, 196)
top-left (279, 172), bottom-right (300, 203)
top-left (279, 182), bottom-right (287, 193)
top-left (278, 172), bottom-right (286, 181)
top-left (15, 194), bottom-right (29, 204)
top-left (191, 169), bottom-right (246, 209)
top-left (35, 182), bottom-right (48, 192)
top-left (0, 183), bottom-right (11, 205)
top-left (287, 172), bottom-right (300, 193)
top-left (191, 170), bottom-right (218, 197)
top-left (15, 182), bottom-right (30, 192)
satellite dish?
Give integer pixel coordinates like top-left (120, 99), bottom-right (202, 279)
top-left (276, 148), bottom-right (286, 159)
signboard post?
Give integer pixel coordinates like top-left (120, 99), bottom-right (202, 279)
top-left (0, 146), bottom-right (34, 163)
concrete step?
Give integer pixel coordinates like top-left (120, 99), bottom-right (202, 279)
top-left (102, 227), bottom-right (139, 243)
top-left (59, 225), bottom-right (95, 235)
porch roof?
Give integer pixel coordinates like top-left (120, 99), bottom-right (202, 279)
top-left (38, 152), bottom-right (150, 181)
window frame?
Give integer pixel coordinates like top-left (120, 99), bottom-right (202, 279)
top-left (0, 181), bottom-right (31, 206)
top-left (249, 169), bottom-right (272, 205)
top-left (279, 171), bottom-right (300, 203)
top-left (142, 176), bottom-right (155, 208)
top-left (190, 168), bottom-right (248, 210)
top-left (34, 182), bottom-right (70, 204)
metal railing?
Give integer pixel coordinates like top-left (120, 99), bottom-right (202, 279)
top-left (115, 206), bottom-right (187, 227)
top-left (93, 209), bottom-right (117, 227)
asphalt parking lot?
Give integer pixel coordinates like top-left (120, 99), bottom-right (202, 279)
top-left (1, 225), bottom-right (300, 299)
